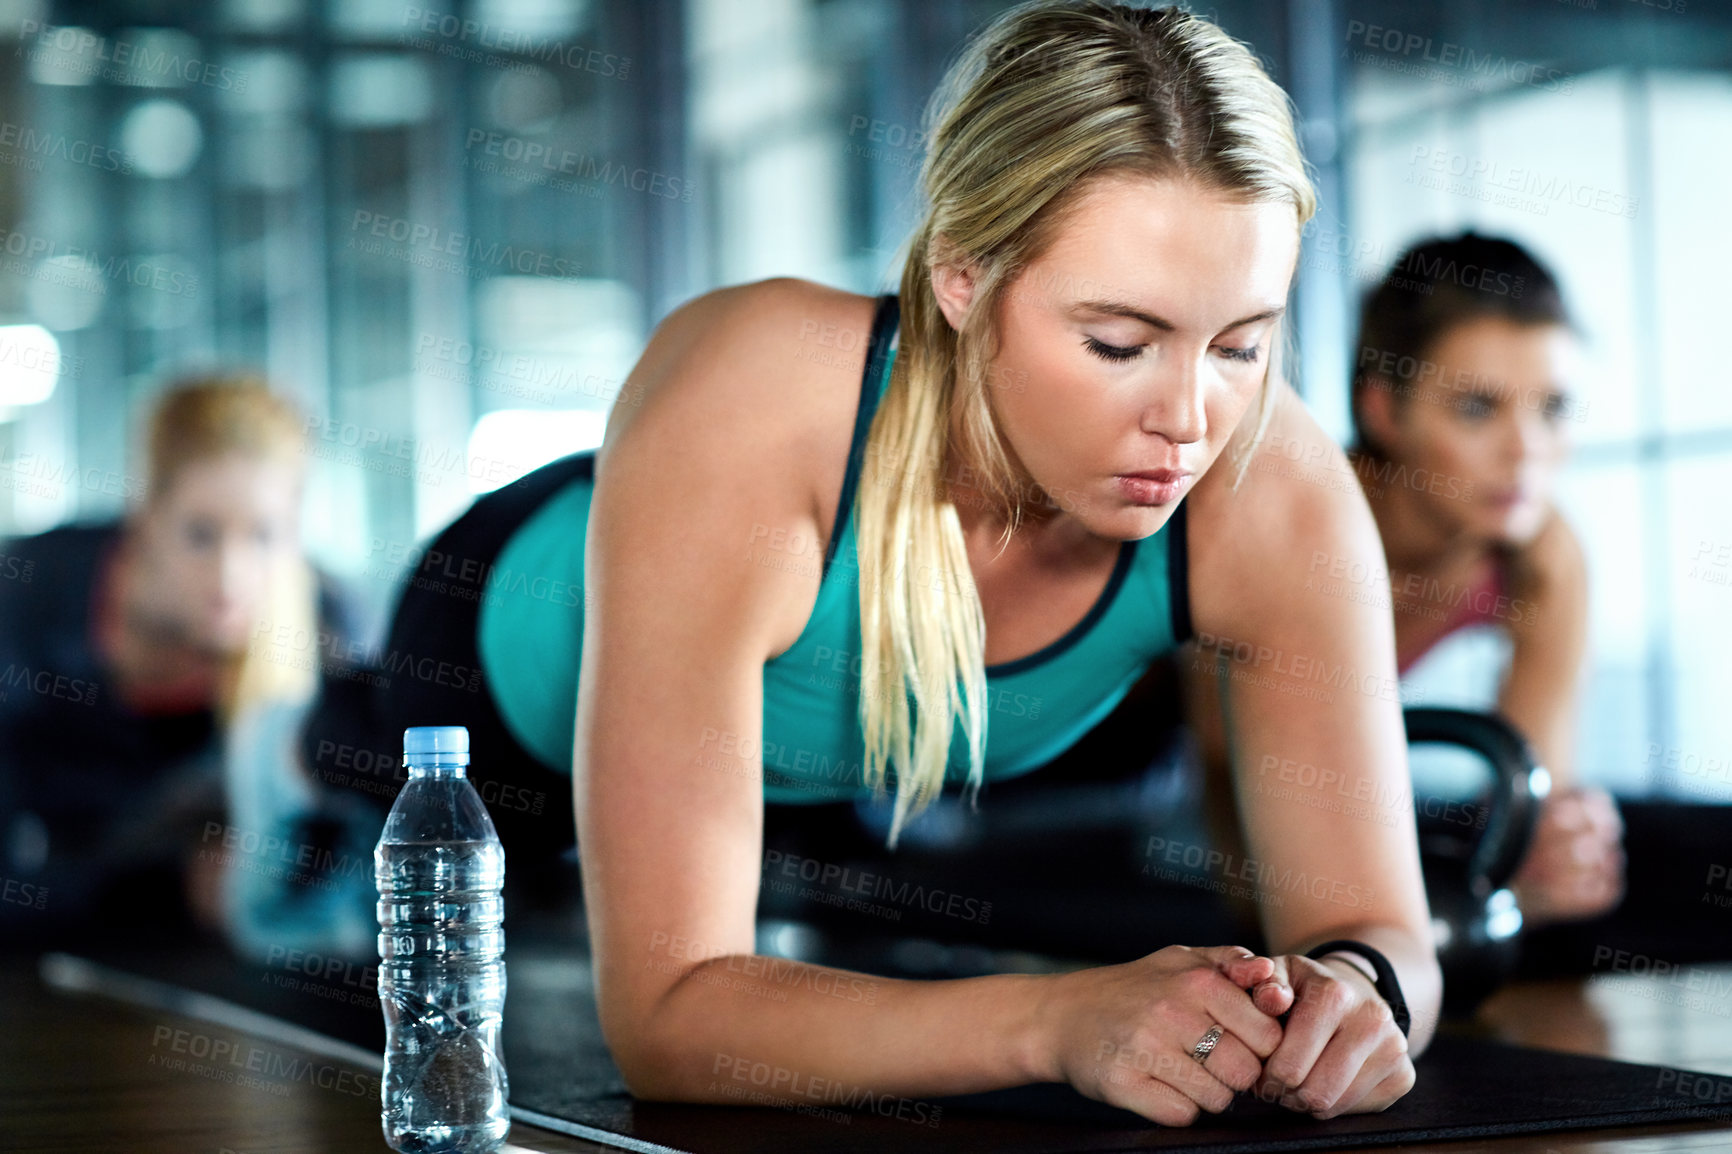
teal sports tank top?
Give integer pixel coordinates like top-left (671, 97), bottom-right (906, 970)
top-left (476, 294), bottom-right (1193, 802)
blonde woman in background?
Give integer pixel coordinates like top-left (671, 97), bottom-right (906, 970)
top-left (288, 0), bottom-right (1441, 1122)
top-left (0, 374), bottom-right (362, 947)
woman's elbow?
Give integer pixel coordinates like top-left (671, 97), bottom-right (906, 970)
top-left (612, 1048), bottom-right (682, 1102)
top-left (599, 997), bottom-right (711, 1102)
top-left (610, 1035), bottom-right (722, 1103)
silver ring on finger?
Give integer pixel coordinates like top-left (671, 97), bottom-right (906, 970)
top-left (1191, 1023), bottom-right (1224, 1064)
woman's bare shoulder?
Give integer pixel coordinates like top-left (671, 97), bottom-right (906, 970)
top-left (1187, 382), bottom-right (1384, 635)
top-left (591, 277), bottom-right (884, 653)
top-left (1189, 382), bottom-right (1356, 540)
top-left (601, 276), bottom-right (879, 475)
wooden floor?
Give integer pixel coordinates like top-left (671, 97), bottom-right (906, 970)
top-left (4, 949), bottom-right (1732, 1153)
top-left (0, 951), bottom-right (613, 1154)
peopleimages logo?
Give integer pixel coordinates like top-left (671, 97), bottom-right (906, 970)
top-left (0, 663), bottom-right (98, 706)
top-left (16, 21), bottom-right (248, 91)
top-left (0, 227), bottom-right (199, 298)
top-left (347, 210), bottom-right (581, 280)
top-left (0, 120), bottom-right (132, 173)
top-left (762, 850), bottom-right (993, 925)
top-left (399, 7), bottom-right (631, 78)
top-left (1406, 145), bottom-right (1638, 221)
top-left (1343, 20), bottom-right (1574, 93)
top-left (464, 130), bottom-right (695, 201)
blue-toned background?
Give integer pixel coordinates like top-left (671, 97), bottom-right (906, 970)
top-left (0, 0), bottom-right (1723, 801)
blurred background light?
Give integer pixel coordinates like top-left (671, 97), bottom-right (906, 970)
top-left (327, 55), bottom-right (433, 128)
top-left (466, 407), bottom-right (605, 494)
top-left (25, 257), bottom-right (106, 332)
top-left (118, 99), bottom-right (204, 179)
top-left (0, 323), bottom-right (63, 407)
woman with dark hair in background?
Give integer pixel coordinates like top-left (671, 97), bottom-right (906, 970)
top-left (1350, 233), bottom-right (1623, 927)
top-left (1187, 232), bottom-right (1625, 931)
top-left (0, 374), bottom-right (362, 945)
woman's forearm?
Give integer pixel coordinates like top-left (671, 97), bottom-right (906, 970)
top-left (617, 952), bottom-right (1062, 1106)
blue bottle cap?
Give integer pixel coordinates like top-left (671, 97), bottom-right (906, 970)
top-left (403, 725), bottom-right (470, 757)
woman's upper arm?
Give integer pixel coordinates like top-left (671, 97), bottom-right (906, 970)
top-left (572, 281), bottom-right (830, 1073)
top-left (1497, 510), bottom-right (1589, 783)
top-left (1186, 387), bottom-right (1432, 951)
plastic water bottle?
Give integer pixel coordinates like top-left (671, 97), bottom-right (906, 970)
top-left (375, 726), bottom-right (510, 1153)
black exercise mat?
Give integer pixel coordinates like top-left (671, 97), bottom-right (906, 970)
top-left (37, 939), bottom-right (1732, 1153)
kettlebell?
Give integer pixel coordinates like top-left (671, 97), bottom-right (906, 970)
top-left (1403, 707), bottom-right (1546, 1019)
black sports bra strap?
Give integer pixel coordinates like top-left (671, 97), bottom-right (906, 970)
top-left (821, 293), bottom-right (900, 581)
top-left (1167, 495), bottom-right (1193, 644)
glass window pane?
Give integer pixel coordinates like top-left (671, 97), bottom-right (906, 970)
top-left (1651, 72), bottom-right (1732, 435)
top-left (1662, 455), bottom-right (1732, 803)
top-left (1555, 459), bottom-right (1654, 794)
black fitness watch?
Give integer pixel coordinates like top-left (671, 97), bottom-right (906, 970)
top-left (1302, 939), bottom-right (1411, 1038)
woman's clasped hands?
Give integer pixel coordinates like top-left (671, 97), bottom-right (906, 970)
top-left (1040, 944), bottom-right (1415, 1126)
